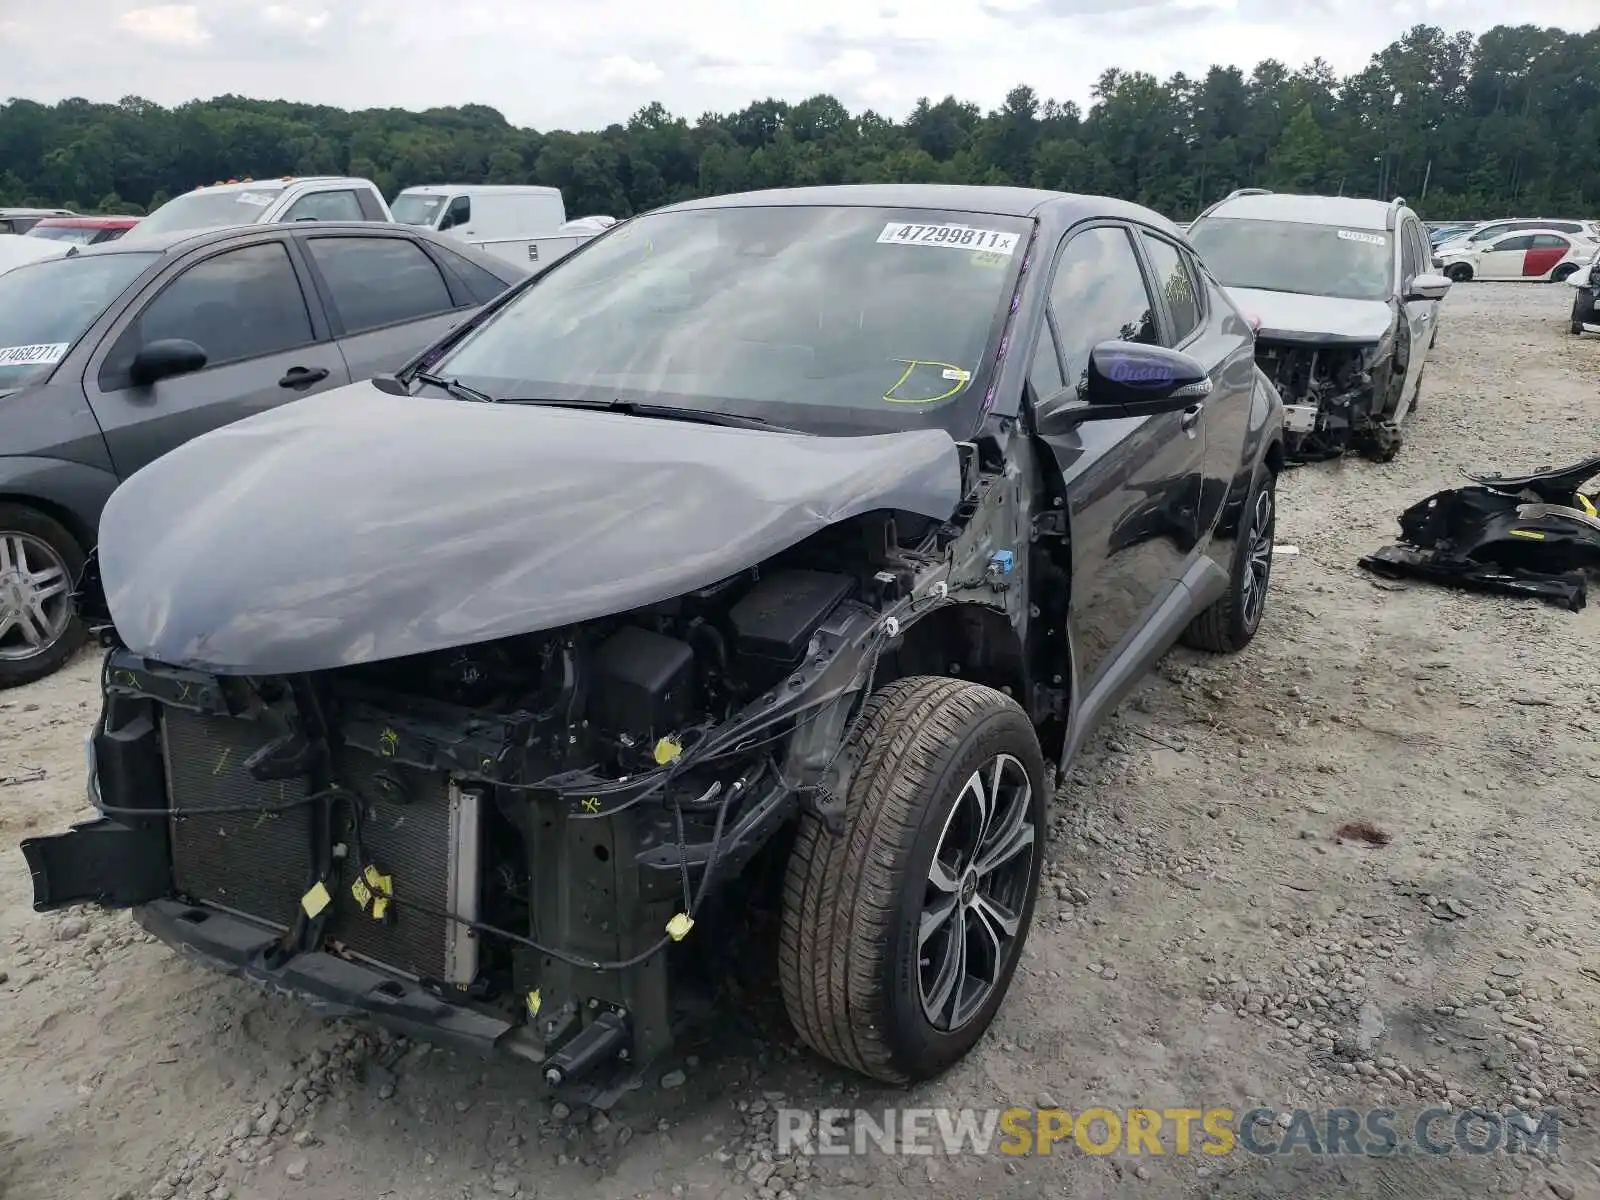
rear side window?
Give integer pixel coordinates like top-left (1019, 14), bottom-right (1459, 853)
top-left (306, 236), bottom-right (455, 333)
top-left (103, 242), bottom-right (315, 387)
top-left (1532, 234), bottom-right (1570, 249)
top-left (431, 244), bottom-right (514, 305)
top-left (1139, 233), bottom-right (1200, 344)
top-left (283, 190), bottom-right (365, 223)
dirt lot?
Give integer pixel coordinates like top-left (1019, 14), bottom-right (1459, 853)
top-left (2, 281), bottom-right (1598, 1200)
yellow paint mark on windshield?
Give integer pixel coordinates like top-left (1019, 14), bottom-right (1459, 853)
top-left (883, 359), bottom-right (973, 405)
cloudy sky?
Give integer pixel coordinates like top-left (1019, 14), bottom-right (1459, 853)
top-left (2, 1), bottom-right (1596, 130)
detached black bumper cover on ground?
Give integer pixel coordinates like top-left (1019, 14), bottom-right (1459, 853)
top-left (1359, 453), bottom-right (1600, 611)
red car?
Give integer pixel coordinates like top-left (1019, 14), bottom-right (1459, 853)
top-left (23, 216), bottom-right (141, 245)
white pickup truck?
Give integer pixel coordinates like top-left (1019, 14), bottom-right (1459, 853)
top-left (125, 177), bottom-right (396, 239)
top-left (391, 184), bottom-right (614, 269)
top-left (130, 177), bottom-right (614, 267)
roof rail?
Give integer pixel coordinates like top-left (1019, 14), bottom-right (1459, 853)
top-left (1191, 186), bottom-right (1272, 226)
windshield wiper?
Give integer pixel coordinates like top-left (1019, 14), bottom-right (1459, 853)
top-left (499, 397), bottom-right (793, 431)
top-left (413, 370), bottom-right (496, 404)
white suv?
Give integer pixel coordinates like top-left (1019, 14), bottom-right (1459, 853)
top-left (1186, 189), bottom-right (1451, 463)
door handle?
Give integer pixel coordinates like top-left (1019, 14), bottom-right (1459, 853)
top-left (279, 366), bottom-right (330, 389)
top-left (1180, 403), bottom-right (1204, 432)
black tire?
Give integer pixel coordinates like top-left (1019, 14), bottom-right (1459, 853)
top-left (1574, 319), bottom-right (1586, 336)
top-left (0, 503), bottom-right (88, 689)
top-left (1180, 465), bottom-right (1276, 654)
top-left (1445, 264), bottom-right (1473, 283)
top-left (1552, 264), bottom-right (1577, 284)
top-left (779, 676), bottom-right (1047, 1084)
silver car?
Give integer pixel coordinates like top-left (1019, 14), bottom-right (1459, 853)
top-left (1186, 189), bottom-right (1451, 463)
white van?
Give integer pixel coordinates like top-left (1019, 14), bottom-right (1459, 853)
top-left (392, 184), bottom-right (612, 270)
top-left (391, 185), bottom-right (567, 241)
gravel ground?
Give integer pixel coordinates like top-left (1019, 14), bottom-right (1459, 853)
top-left (2, 281), bottom-right (1598, 1200)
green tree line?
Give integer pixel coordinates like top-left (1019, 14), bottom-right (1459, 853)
top-left (2, 22), bottom-right (1596, 223)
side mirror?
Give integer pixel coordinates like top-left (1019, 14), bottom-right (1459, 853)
top-left (1037, 342), bottom-right (1212, 430)
top-left (128, 338), bottom-right (207, 387)
top-left (1405, 273), bottom-right (1452, 302)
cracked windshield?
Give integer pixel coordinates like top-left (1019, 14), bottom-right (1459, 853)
top-left (1, 4), bottom-right (1597, 1200)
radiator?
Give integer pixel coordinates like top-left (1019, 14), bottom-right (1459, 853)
top-left (162, 706), bottom-right (477, 983)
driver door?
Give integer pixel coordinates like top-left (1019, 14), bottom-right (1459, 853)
top-left (85, 237), bottom-right (350, 479)
top-left (437, 196), bottom-right (473, 238)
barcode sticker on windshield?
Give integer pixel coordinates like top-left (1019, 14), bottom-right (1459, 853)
top-left (0, 343), bottom-right (68, 367)
top-left (235, 192), bottom-right (274, 207)
top-left (879, 222), bottom-right (1020, 255)
top-left (1337, 229), bottom-right (1386, 245)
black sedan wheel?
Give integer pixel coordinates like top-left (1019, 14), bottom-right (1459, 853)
top-left (0, 503), bottom-right (87, 688)
top-left (779, 676), bottom-right (1047, 1084)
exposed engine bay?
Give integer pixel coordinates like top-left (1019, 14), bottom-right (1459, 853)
top-left (1256, 338), bottom-right (1398, 463)
top-left (25, 436), bottom-right (1046, 1103)
top-left (1358, 452), bottom-right (1600, 611)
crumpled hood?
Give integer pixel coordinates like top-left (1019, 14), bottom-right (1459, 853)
top-left (97, 383), bottom-right (963, 674)
top-left (1226, 287), bottom-right (1394, 343)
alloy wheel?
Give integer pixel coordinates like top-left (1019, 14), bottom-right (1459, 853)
top-left (918, 752), bottom-right (1037, 1032)
top-left (1239, 485), bottom-right (1274, 630)
top-left (0, 532), bottom-right (74, 662)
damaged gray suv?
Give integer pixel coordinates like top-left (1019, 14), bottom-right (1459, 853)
top-left (1188, 189), bottom-right (1451, 463)
top-left (24, 185), bottom-right (1284, 1099)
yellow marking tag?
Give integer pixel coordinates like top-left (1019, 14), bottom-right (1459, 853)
top-left (300, 881), bottom-right (331, 918)
top-left (350, 878), bottom-right (372, 909)
top-left (371, 896), bottom-right (389, 921)
top-left (1577, 493), bottom-right (1598, 517)
top-left (378, 727), bottom-right (399, 756)
top-left (582, 796), bottom-right (601, 813)
top-left (971, 250), bottom-right (1006, 268)
top-left (666, 912), bottom-right (694, 941)
top-left (654, 737), bottom-right (683, 765)
top-left (364, 865), bottom-right (393, 895)
top-left (1509, 529), bottom-right (1546, 540)
top-left (526, 989), bottom-right (541, 1016)
top-left (212, 746), bottom-right (231, 776)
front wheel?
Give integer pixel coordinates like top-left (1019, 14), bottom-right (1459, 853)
top-left (0, 503), bottom-right (88, 689)
top-left (1445, 264), bottom-right (1473, 283)
top-left (779, 676), bottom-right (1047, 1084)
top-left (1181, 465), bottom-right (1276, 654)
top-left (1552, 264), bottom-right (1577, 284)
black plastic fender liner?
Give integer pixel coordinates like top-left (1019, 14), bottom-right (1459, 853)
top-left (22, 817), bottom-right (172, 911)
